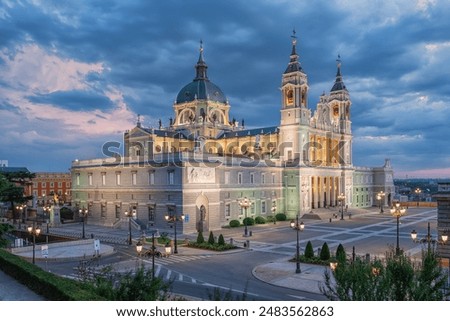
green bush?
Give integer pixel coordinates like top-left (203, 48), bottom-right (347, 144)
top-left (320, 242), bottom-right (331, 261)
top-left (197, 231), bottom-right (205, 244)
top-left (336, 243), bottom-right (346, 263)
top-left (0, 249), bottom-right (103, 300)
top-left (254, 216), bottom-right (266, 224)
top-left (266, 215), bottom-right (276, 223)
top-left (229, 220), bottom-right (240, 228)
top-left (208, 231), bottom-right (215, 245)
top-left (243, 217), bottom-right (255, 226)
top-left (304, 241), bottom-right (315, 259)
top-left (188, 242), bottom-right (237, 251)
top-left (218, 234), bottom-right (225, 246)
top-left (275, 213), bottom-right (287, 221)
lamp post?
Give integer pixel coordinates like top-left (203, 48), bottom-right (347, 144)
top-left (79, 207), bottom-right (88, 239)
top-left (125, 210), bottom-right (134, 245)
top-left (136, 240), bottom-right (143, 268)
top-left (43, 206), bottom-right (51, 243)
top-left (390, 200), bottom-right (407, 255)
top-left (238, 197), bottom-right (251, 236)
top-left (165, 214), bottom-right (185, 254)
top-left (290, 214), bottom-right (304, 274)
top-left (149, 229), bottom-right (160, 279)
top-left (415, 188), bottom-right (421, 207)
top-left (27, 221), bottom-right (41, 264)
top-left (16, 205), bottom-right (25, 229)
top-left (338, 193), bottom-right (345, 220)
top-left (377, 191), bottom-right (385, 213)
top-left (271, 201), bottom-right (277, 225)
top-left (410, 222), bottom-right (448, 254)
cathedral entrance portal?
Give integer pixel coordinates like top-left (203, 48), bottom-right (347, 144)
top-left (195, 195), bottom-right (209, 233)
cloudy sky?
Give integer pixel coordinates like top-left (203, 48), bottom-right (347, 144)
top-left (0, 0), bottom-right (449, 178)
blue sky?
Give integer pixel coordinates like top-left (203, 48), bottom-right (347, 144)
top-left (0, 0), bottom-right (449, 178)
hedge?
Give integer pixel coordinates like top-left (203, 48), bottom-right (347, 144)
top-left (0, 249), bottom-right (104, 301)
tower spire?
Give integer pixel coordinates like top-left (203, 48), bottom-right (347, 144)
top-left (331, 54), bottom-right (347, 92)
top-left (284, 29), bottom-right (303, 74)
top-left (194, 40), bottom-right (208, 80)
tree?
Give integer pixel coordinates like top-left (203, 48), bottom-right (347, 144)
top-left (218, 234), bottom-right (225, 246)
top-left (320, 242), bottom-right (331, 261)
top-left (90, 266), bottom-right (171, 301)
top-left (335, 244), bottom-right (346, 263)
top-left (196, 231), bottom-right (205, 243)
top-left (0, 171), bottom-right (35, 223)
top-left (208, 231), bottom-right (215, 245)
top-left (304, 241), bottom-right (314, 259)
top-left (320, 248), bottom-right (446, 301)
top-left (0, 223), bottom-right (13, 248)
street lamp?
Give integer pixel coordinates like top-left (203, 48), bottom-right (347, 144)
top-left (410, 222), bottom-right (448, 254)
top-left (290, 214), bottom-right (304, 274)
top-left (377, 191), bottom-right (385, 213)
top-left (165, 213), bottom-right (185, 254)
top-left (16, 205), bottom-right (26, 229)
top-left (415, 188), bottom-right (421, 207)
top-left (338, 193), bottom-right (345, 220)
top-left (238, 197), bottom-right (251, 236)
top-left (79, 207), bottom-right (88, 239)
top-left (390, 200), bottom-right (407, 255)
top-left (27, 221), bottom-right (41, 264)
top-left (271, 201), bottom-right (277, 225)
top-left (149, 229), bottom-right (160, 279)
top-left (125, 210), bottom-right (135, 245)
top-left (136, 240), bottom-right (143, 268)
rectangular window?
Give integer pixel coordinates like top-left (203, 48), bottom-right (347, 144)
top-left (238, 173), bottom-right (242, 184)
top-left (168, 171), bottom-right (174, 185)
top-left (88, 173), bottom-right (93, 186)
top-left (58, 182), bottom-right (62, 188)
top-left (115, 205), bottom-right (121, 219)
top-left (251, 203), bottom-right (255, 214)
top-left (50, 182), bottom-right (54, 188)
top-left (116, 172), bottom-right (121, 185)
top-left (261, 200), bottom-right (266, 214)
top-left (149, 171), bottom-right (155, 185)
top-left (224, 172), bottom-right (230, 184)
top-left (261, 173), bottom-right (265, 184)
top-left (148, 206), bottom-right (155, 222)
top-left (101, 204), bottom-right (106, 217)
top-left (42, 182), bottom-right (46, 188)
top-left (102, 172), bottom-right (106, 186)
top-left (225, 204), bottom-right (231, 217)
top-left (272, 173), bottom-right (275, 184)
top-left (250, 173), bottom-right (254, 184)
top-left (67, 182), bottom-right (71, 188)
top-left (132, 171), bottom-right (137, 185)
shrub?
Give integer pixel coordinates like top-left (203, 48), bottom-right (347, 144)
top-left (218, 234), bottom-right (225, 246)
top-left (266, 215), bottom-right (276, 224)
top-left (197, 231), bottom-right (205, 244)
top-left (243, 217), bottom-right (255, 226)
top-left (304, 241), bottom-right (315, 259)
top-left (254, 216), bottom-right (266, 224)
top-left (229, 220), bottom-right (240, 228)
top-left (208, 231), bottom-right (215, 245)
top-left (275, 213), bottom-right (287, 221)
top-left (320, 242), bottom-right (331, 261)
top-left (336, 244), bottom-right (346, 263)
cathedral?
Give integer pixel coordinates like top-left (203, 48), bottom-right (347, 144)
top-left (71, 34), bottom-right (394, 234)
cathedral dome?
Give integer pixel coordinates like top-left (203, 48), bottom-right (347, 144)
top-left (175, 42), bottom-right (227, 104)
top-left (176, 79), bottom-right (227, 104)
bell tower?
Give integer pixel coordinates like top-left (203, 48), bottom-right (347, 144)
top-left (279, 31), bottom-right (311, 162)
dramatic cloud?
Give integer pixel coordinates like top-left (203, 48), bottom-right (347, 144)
top-left (0, 0), bottom-right (449, 177)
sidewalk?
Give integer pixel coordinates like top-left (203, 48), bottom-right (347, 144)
top-left (252, 260), bottom-right (328, 294)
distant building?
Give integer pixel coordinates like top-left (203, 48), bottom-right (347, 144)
top-left (28, 172), bottom-right (72, 207)
top-left (71, 35), bottom-right (394, 233)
